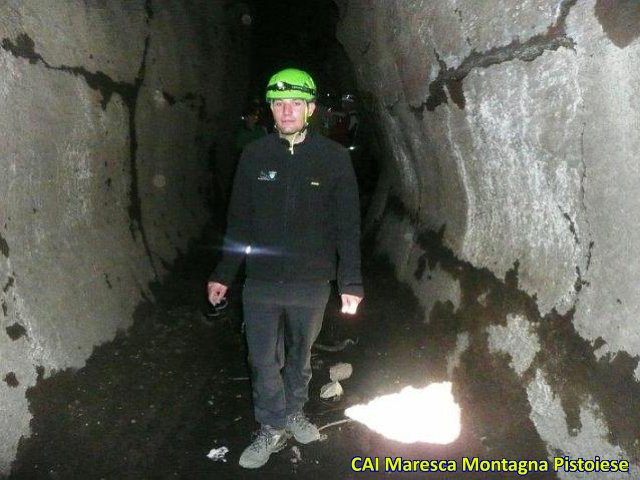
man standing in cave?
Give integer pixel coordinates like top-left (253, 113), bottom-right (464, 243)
top-left (207, 68), bottom-right (364, 469)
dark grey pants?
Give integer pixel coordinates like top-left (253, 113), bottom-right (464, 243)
top-left (243, 280), bottom-right (330, 429)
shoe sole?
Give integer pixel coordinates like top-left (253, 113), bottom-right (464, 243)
top-left (238, 433), bottom-right (290, 469)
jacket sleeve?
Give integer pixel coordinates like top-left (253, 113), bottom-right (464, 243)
top-left (335, 149), bottom-right (364, 297)
top-left (208, 150), bottom-right (252, 286)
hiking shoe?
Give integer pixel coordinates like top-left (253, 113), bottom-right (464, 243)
top-left (285, 412), bottom-right (320, 444)
top-left (238, 425), bottom-right (289, 469)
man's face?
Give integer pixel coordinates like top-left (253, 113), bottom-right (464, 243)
top-left (270, 99), bottom-right (316, 134)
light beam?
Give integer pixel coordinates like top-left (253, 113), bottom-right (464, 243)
top-left (344, 382), bottom-right (461, 444)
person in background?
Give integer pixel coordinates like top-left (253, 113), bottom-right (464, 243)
top-left (207, 68), bottom-right (363, 469)
top-left (235, 104), bottom-right (268, 154)
top-left (340, 93), bottom-right (359, 146)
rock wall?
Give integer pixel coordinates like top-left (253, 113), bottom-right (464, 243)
top-left (338, 0), bottom-right (640, 476)
top-left (0, 0), bottom-right (249, 473)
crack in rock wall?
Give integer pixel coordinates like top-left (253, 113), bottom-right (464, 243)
top-left (338, 0), bottom-right (640, 470)
top-left (0, 0), bottom-right (249, 473)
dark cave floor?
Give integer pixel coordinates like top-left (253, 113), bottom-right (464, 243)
top-left (8, 225), bottom-right (550, 480)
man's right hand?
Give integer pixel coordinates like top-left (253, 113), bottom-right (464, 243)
top-left (207, 281), bottom-right (228, 305)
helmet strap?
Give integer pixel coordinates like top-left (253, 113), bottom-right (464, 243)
top-left (278, 125), bottom-right (308, 151)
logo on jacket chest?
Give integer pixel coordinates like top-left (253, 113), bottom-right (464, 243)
top-left (258, 170), bottom-right (278, 181)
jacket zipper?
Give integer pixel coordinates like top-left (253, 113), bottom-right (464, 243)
top-left (282, 151), bottom-right (292, 279)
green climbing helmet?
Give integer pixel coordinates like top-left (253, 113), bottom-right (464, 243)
top-left (265, 68), bottom-right (317, 102)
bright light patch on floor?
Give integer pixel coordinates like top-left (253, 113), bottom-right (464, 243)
top-left (344, 382), bottom-right (461, 444)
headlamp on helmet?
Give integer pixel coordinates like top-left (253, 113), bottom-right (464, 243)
top-left (265, 68), bottom-right (316, 102)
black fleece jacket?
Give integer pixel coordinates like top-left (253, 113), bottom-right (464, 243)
top-left (210, 129), bottom-right (364, 297)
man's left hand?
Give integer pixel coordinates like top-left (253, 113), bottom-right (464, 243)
top-left (340, 294), bottom-right (363, 315)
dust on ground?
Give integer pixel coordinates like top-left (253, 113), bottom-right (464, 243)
top-left (9, 226), bottom-right (548, 480)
